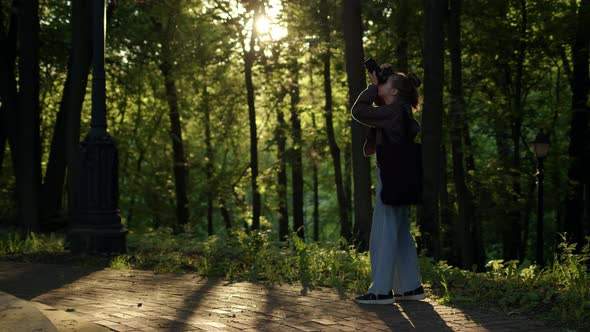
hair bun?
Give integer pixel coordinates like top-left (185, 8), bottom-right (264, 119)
top-left (408, 73), bottom-right (421, 88)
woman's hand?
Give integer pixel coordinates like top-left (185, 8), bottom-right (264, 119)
top-left (368, 71), bottom-right (379, 86)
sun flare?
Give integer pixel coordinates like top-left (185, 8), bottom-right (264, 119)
top-left (255, 14), bottom-right (288, 41)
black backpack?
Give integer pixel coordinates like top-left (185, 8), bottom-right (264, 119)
top-left (376, 106), bottom-right (423, 206)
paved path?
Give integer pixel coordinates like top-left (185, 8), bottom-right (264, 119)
top-left (0, 261), bottom-right (553, 331)
top-left (0, 291), bottom-right (57, 332)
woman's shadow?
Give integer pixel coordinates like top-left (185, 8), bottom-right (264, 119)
top-left (357, 300), bottom-right (453, 331)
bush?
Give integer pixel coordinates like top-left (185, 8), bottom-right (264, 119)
top-left (422, 234), bottom-right (589, 328)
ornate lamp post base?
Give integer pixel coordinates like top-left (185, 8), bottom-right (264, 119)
top-left (69, 225), bottom-right (127, 254)
top-left (68, 129), bottom-right (127, 254)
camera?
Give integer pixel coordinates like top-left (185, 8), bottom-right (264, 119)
top-left (364, 57), bottom-right (394, 84)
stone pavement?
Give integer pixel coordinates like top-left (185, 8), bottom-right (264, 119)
top-left (0, 291), bottom-right (57, 332)
top-left (0, 261), bottom-right (554, 331)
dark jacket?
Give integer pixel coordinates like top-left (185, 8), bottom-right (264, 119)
top-left (351, 84), bottom-right (420, 156)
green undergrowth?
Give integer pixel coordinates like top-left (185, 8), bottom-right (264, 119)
top-left (0, 228), bottom-right (588, 329)
top-left (421, 235), bottom-right (590, 329)
top-left (0, 231), bottom-right (66, 255)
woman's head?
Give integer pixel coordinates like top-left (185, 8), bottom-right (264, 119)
top-left (377, 72), bottom-right (421, 108)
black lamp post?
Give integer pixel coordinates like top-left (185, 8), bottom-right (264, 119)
top-left (68, 0), bottom-right (127, 253)
top-left (533, 130), bottom-right (550, 265)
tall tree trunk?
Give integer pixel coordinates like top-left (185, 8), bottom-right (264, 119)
top-left (160, 63), bottom-right (189, 227)
top-left (164, 72), bottom-right (190, 228)
top-left (308, 60), bottom-right (320, 242)
top-left (15, 0), bottom-right (41, 233)
top-left (276, 98), bottom-right (289, 241)
top-left (43, 0), bottom-right (93, 223)
top-left (344, 143), bottom-right (353, 229)
top-left (565, 0), bottom-right (590, 247)
top-left (506, 0), bottom-right (527, 261)
top-left (448, 0), bottom-right (480, 269)
top-left (219, 196), bottom-right (232, 231)
top-left (244, 13), bottom-right (261, 230)
top-left (156, 4), bottom-right (190, 229)
top-left (342, 0), bottom-right (372, 249)
top-left (0, 103), bottom-right (7, 171)
top-left (203, 84), bottom-right (214, 236)
top-left (395, 0), bottom-right (409, 73)
top-left (322, 0), bottom-right (350, 241)
top-left (439, 144), bottom-right (453, 262)
top-left (289, 55), bottom-right (305, 239)
top-left (66, 0), bottom-right (93, 222)
top-left (311, 113), bottom-right (320, 242)
top-left (0, 8), bottom-right (5, 170)
top-left (420, 0), bottom-right (445, 258)
top-left (0, 2), bottom-right (18, 174)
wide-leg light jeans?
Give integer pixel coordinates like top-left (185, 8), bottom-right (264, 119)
top-left (367, 166), bottom-right (422, 295)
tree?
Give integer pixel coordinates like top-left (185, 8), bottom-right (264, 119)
top-left (0, 0), bottom-right (18, 175)
top-left (323, 0), bottom-right (350, 241)
top-left (155, 0), bottom-right (190, 228)
top-left (42, 0), bottom-right (93, 224)
top-left (565, 0), bottom-right (590, 248)
top-left (288, 37), bottom-right (305, 239)
top-left (395, 0), bottom-right (410, 73)
top-left (276, 91), bottom-right (289, 240)
top-left (448, 0), bottom-right (482, 269)
top-left (420, 0), bottom-right (446, 258)
top-left (202, 84), bottom-right (214, 235)
top-left (343, 0), bottom-right (372, 249)
top-left (242, 1), bottom-right (262, 230)
top-left (13, 0), bottom-right (42, 233)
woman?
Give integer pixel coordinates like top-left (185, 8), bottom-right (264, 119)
top-left (351, 65), bottom-right (425, 304)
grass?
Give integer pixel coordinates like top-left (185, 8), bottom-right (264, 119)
top-left (0, 228), bottom-right (588, 329)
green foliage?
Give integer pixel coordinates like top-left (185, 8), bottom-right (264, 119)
top-left (0, 232), bottom-right (66, 255)
top-left (121, 228), bottom-right (371, 292)
top-left (422, 234), bottom-right (590, 329)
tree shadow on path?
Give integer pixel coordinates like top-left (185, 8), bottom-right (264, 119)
top-left (359, 301), bottom-right (453, 331)
top-left (165, 278), bottom-right (222, 332)
top-left (0, 260), bottom-right (104, 300)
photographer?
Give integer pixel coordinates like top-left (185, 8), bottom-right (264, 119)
top-left (351, 60), bottom-right (425, 305)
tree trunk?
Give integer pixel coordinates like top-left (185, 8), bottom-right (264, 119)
top-left (439, 144), bottom-right (454, 263)
top-left (244, 15), bottom-right (261, 230)
top-left (66, 0), bottom-right (93, 222)
top-left (0, 103), bottom-right (6, 171)
top-left (448, 0), bottom-right (480, 269)
top-left (0, 2), bottom-right (18, 175)
top-left (311, 113), bottom-right (320, 242)
top-left (276, 99), bottom-right (289, 241)
top-left (342, 0), bottom-right (372, 249)
top-left (220, 196), bottom-right (232, 231)
top-left (506, 0), bottom-right (527, 262)
top-left (0, 8), bottom-right (5, 170)
top-left (344, 143), bottom-right (353, 230)
top-left (43, 0), bottom-right (93, 224)
top-left (395, 0), bottom-right (409, 73)
top-left (420, 0), bottom-right (445, 258)
top-left (322, 0), bottom-right (350, 241)
top-left (160, 64), bottom-right (189, 228)
top-left (203, 84), bottom-right (214, 236)
top-left (289, 55), bottom-right (305, 239)
top-left (565, 0), bottom-right (590, 247)
top-left (14, 0), bottom-right (41, 233)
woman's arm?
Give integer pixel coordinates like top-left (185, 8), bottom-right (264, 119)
top-left (351, 85), bottom-right (395, 128)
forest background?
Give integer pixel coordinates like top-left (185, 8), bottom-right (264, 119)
top-left (0, 0), bottom-right (589, 279)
